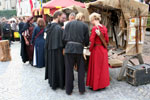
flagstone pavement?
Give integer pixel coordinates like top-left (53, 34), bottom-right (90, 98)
top-left (0, 42), bottom-right (150, 100)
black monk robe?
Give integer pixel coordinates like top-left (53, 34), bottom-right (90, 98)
top-left (45, 23), bottom-right (65, 90)
top-left (20, 23), bottom-right (29, 63)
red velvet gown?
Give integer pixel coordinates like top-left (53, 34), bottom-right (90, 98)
top-left (86, 25), bottom-right (110, 90)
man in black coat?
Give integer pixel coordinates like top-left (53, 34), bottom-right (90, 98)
top-left (45, 11), bottom-right (66, 90)
top-left (18, 18), bottom-right (25, 36)
top-left (63, 13), bottom-right (89, 95)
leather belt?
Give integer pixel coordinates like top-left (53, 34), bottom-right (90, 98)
top-left (95, 44), bottom-right (102, 46)
top-left (68, 41), bottom-right (82, 45)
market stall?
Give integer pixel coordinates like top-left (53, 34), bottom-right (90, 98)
top-left (32, 8), bottom-right (44, 17)
top-left (43, 0), bottom-right (85, 15)
top-left (86, 0), bottom-right (149, 80)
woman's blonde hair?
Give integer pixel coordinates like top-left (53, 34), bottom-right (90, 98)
top-left (37, 18), bottom-right (46, 28)
top-left (89, 12), bottom-right (101, 22)
top-left (76, 13), bottom-right (85, 21)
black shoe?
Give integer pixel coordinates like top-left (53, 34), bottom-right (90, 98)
top-left (89, 87), bottom-right (93, 90)
top-left (79, 92), bottom-right (85, 95)
top-left (52, 86), bottom-right (57, 90)
top-left (66, 92), bottom-right (72, 95)
top-left (29, 61), bottom-right (33, 66)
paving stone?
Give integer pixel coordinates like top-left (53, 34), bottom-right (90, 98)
top-left (0, 42), bottom-right (150, 100)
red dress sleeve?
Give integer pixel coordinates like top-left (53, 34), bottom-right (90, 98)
top-left (89, 27), bottom-right (97, 52)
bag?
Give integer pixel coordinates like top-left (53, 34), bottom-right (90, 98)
top-left (3, 24), bottom-right (10, 32)
top-left (3, 24), bottom-right (11, 38)
top-left (14, 32), bottom-right (20, 38)
top-left (33, 29), bottom-right (44, 44)
top-left (96, 25), bottom-right (108, 48)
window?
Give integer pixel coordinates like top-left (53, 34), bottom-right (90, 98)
top-left (12, 7), bottom-right (15, 9)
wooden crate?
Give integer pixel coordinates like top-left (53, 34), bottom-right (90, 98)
top-left (0, 40), bottom-right (11, 61)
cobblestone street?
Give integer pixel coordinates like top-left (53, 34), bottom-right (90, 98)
top-left (0, 42), bottom-right (150, 100)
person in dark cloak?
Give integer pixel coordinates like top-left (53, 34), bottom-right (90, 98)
top-left (20, 17), bottom-right (34, 65)
top-left (19, 18), bottom-right (25, 35)
top-left (19, 17), bottom-right (25, 41)
top-left (20, 17), bottom-right (28, 63)
top-left (63, 13), bottom-right (89, 95)
top-left (45, 11), bottom-right (66, 90)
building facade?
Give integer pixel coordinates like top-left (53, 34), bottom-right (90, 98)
top-left (17, 0), bottom-right (40, 16)
top-left (0, 0), bottom-right (17, 10)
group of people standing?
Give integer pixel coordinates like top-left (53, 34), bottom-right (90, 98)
top-left (20, 16), bottom-right (45, 68)
top-left (0, 17), bottom-right (19, 44)
top-left (1, 10), bottom-right (110, 95)
top-left (45, 11), bottom-right (110, 95)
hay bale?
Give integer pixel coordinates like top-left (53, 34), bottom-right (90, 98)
top-left (0, 40), bottom-right (11, 62)
top-left (109, 59), bottom-right (123, 68)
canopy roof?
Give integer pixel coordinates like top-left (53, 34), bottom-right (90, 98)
top-left (86, 0), bottom-right (120, 10)
top-left (43, 0), bottom-right (85, 9)
top-left (61, 5), bottom-right (89, 22)
top-left (86, 0), bottom-right (149, 22)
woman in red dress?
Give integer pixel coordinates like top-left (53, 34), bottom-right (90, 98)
top-left (86, 13), bottom-right (110, 91)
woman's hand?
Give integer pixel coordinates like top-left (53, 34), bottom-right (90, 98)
top-left (95, 29), bottom-right (101, 36)
top-left (25, 40), bottom-right (29, 46)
